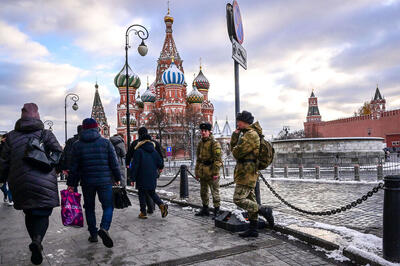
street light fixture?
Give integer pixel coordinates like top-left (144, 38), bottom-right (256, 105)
top-left (43, 120), bottom-right (54, 131)
top-left (125, 24), bottom-right (149, 146)
top-left (64, 93), bottom-right (79, 143)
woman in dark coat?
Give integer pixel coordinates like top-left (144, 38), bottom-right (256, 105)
top-left (0, 103), bottom-right (62, 265)
top-left (130, 134), bottom-right (168, 219)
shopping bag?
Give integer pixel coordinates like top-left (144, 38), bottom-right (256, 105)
top-left (112, 186), bottom-right (131, 209)
top-left (60, 189), bottom-right (84, 227)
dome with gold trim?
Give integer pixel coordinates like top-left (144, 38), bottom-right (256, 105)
top-left (136, 91), bottom-right (144, 108)
top-left (162, 59), bottom-right (185, 85)
top-left (164, 8), bottom-right (174, 23)
top-left (114, 63), bottom-right (141, 89)
top-left (193, 68), bottom-right (209, 91)
top-left (141, 83), bottom-right (156, 103)
top-left (187, 83), bottom-right (204, 104)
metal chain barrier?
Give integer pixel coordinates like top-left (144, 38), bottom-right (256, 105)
top-left (186, 168), bottom-right (235, 188)
top-left (156, 169), bottom-right (181, 188)
top-left (259, 173), bottom-right (384, 216)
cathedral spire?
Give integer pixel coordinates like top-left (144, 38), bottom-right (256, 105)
top-left (91, 82), bottom-right (110, 138)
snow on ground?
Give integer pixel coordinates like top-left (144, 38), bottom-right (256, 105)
top-left (313, 246), bottom-right (350, 262)
top-left (262, 177), bottom-right (380, 185)
top-left (156, 189), bottom-right (175, 197)
top-left (231, 210), bottom-right (249, 223)
top-left (346, 246), bottom-right (400, 266)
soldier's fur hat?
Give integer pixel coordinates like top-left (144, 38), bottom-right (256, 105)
top-left (199, 122), bottom-right (212, 131)
top-left (236, 110), bottom-right (254, 124)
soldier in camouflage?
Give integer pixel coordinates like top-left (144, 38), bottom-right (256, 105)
top-left (231, 111), bottom-right (274, 238)
top-left (194, 122), bottom-right (222, 217)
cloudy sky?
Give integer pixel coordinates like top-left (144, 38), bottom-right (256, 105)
top-left (0, 0), bottom-right (399, 142)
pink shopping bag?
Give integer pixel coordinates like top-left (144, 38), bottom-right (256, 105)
top-left (60, 189), bottom-right (84, 227)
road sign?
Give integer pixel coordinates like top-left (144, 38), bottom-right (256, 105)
top-left (232, 38), bottom-right (247, 69)
top-left (166, 146), bottom-right (172, 157)
top-left (232, 0), bottom-right (244, 44)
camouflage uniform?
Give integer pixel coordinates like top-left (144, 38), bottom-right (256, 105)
top-left (195, 136), bottom-right (222, 208)
top-left (231, 122), bottom-right (262, 220)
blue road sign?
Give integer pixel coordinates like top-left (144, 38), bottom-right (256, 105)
top-left (232, 0), bottom-right (244, 44)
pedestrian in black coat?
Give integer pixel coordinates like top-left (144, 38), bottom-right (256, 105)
top-left (0, 103), bottom-right (62, 265)
top-left (130, 134), bottom-right (168, 219)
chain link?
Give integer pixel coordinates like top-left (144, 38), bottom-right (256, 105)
top-left (186, 168), bottom-right (235, 187)
top-left (156, 170), bottom-right (181, 188)
top-left (259, 173), bottom-right (384, 216)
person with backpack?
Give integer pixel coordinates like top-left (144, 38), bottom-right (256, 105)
top-left (194, 122), bottom-right (222, 217)
top-left (0, 103), bottom-right (62, 264)
top-left (130, 133), bottom-right (168, 219)
top-left (230, 110), bottom-right (274, 238)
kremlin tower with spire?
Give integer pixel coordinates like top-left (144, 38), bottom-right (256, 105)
top-left (114, 7), bottom-right (215, 153)
top-left (91, 82), bottom-right (110, 138)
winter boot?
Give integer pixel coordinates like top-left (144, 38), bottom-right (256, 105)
top-left (159, 204), bottom-right (168, 218)
top-left (29, 236), bottom-right (43, 265)
top-left (88, 235), bottom-right (98, 243)
top-left (258, 206), bottom-right (274, 228)
top-left (98, 228), bottom-right (113, 248)
top-left (138, 212), bottom-right (148, 219)
top-left (213, 207), bottom-right (220, 218)
top-left (195, 205), bottom-right (209, 216)
top-left (239, 220), bottom-right (259, 238)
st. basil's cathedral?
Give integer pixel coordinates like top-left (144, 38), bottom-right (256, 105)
top-left (113, 8), bottom-right (214, 154)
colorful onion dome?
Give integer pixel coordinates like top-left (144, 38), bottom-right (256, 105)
top-left (141, 82), bottom-right (156, 103)
top-left (114, 63), bottom-right (141, 89)
top-left (187, 82), bottom-right (204, 104)
top-left (193, 67), bottom-right (210, 91)
top-left (162, 58), bottom-right (185, 85)
top-left (136, 91), bottom-right (144, 108)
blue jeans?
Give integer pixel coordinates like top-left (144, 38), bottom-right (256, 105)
top-left (1, 183), bottom-right (12, 202)
top-left (82, 184), bottom-right (113, 237)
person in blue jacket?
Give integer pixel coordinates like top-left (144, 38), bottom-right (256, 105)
top-left (130, 134), bottom-right (168, 219)
top-left (67, 118), bottom-right (121, 248)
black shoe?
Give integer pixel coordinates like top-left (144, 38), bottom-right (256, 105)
top-left (239, 220), bottom-right (259, 238)
top-left (88, 235), bottom-right (98, 243)
top-left (195, 206), bottom-right (209, 216)
top-left (212, 207), bottom-right (220, 220)
top-left (258, 206), bottom-right (274, 228)
top-left (98, 228), bottom-right (113, 248)
top-left (147, 209), bottom-right (154, 215)
top-left (29, 238), bottom-right (43, 265)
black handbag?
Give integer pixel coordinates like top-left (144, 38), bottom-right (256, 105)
top-left (24, 130), bottom-right (53, 172)
top-left (112, 186), bottom-right (132, 209)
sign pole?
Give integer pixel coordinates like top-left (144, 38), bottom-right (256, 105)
top-left (234, 61), bottom-right (240, 119)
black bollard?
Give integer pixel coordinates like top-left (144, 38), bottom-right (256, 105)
top-left (180, 165), bottom-right (189, 199)
top-left (383, 175), bottom-right (400, 263)
top-left (255, 179), bottom-right (261, 205)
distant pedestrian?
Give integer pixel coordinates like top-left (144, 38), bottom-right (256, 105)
top-left (0, 103), bottom-right (62, 265)
top-left (110, 133), bottom-right (127, 187)
top-left (126, 127), bottom-right (164, 214)
top-left (59, 125), bottom-right (82, 187)
top-left (230, 111), bottom-right (274, 238)
top-left (194, 122), bottom-right (222, 217)
top-left (0, 134), bottom-right (13, 206)
top-left (130, 133), bottom-right (168, 219)
top-left (67, 118), bottom-right (121, 248)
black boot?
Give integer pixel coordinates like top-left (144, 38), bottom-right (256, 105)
top-left (239, 220), bottom-right (259, 238)
top-left (29, 236), bottom-right (43, 265)
top-left (258, 206), bottom-right (274, 228)
top-left (213, 207), bottom-right (220, 217)
top-left (195, 205), bottom-right (209, 216)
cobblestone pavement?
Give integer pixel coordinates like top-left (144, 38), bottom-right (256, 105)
top-left (156, 173), bottom-right (384, 238)
top-left (0, 185), bottom-right (346, 265)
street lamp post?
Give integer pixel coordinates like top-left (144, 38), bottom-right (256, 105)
top-left (64, 93), bottom-right (79, 143)
top-left (125, 24), bottom-right (149, 146)
top-left (43, 120), bottom-right (54, 131)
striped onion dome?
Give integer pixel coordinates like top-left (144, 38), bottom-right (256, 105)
top-left (193, 68), bottom-right (210, 91)
top-left (141, 83), bottom-right (156, 103)
top-left (187, 82), bottom-right (204, 104)
top-left (114, 63), bottom-right (141, 89)
top-left (136, 91), bottom-right (144, 108)
top-left (162, 60), bottom-right (185, 85)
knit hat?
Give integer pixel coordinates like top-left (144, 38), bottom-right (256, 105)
top-left (82, 118), bottom-right (98, 130)
top-left (199, 122), bottom-right (212, 131)
top-left (21, 103), bottom-right (40, 120)
top-left (236, 110), bottom-right (254, 124)
top-left (138, 127), bottom-right (148, 138)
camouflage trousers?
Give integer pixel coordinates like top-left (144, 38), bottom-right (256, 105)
top-left (200, 178), bottom-right (221, 208)
top-left (233, 184), bottom-right (258, 221)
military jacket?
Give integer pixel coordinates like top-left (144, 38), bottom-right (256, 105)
top-left (195, 136), bottom-right (222, 180)
top-left (230, 122), bottom-right (262, 188)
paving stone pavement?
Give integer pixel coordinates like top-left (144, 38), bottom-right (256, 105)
top-left (0, 185), bottom-right (349, 265)
top-left (156, 174), bottom-right (384, 238)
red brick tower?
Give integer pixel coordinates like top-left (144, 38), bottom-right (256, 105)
top-left (91, 82), bottom-right (110, 138)
top-left (304, 90), bottom-right (322, 138)
top-left (370, 85), bottom-right (386, 119)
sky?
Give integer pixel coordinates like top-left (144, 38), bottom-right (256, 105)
top-left (0, 0), bottom-right (399, 143)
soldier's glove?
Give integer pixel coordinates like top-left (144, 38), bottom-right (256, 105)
top-left (213, 176), bottom-right (219, 181)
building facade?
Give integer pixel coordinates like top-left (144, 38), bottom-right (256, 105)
top-left (114, 8), bottom-right (214, 156)
top-left (304, 86), bottom-right (400, 148)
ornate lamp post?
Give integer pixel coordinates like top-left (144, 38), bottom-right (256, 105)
top-left (64, 93), bottom-right (79, 143)
top-left (43, 120), bottom-right (54, 131)
top-left (125, 24), bottom-right (149, 146)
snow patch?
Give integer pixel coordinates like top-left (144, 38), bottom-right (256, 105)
top-left (346, 246), bottom-right (400, 266)
top-left (156, 189), bottom-right (175, 197)
top-left (231, 210), bottom-right (249, 223)
top-left (313, 246), bottom-right (350, 262)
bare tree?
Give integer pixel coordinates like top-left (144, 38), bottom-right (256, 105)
top-left (275, 128), bottom-right (305, 140)
top-left (147, 107), bottom-right (169, 148)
